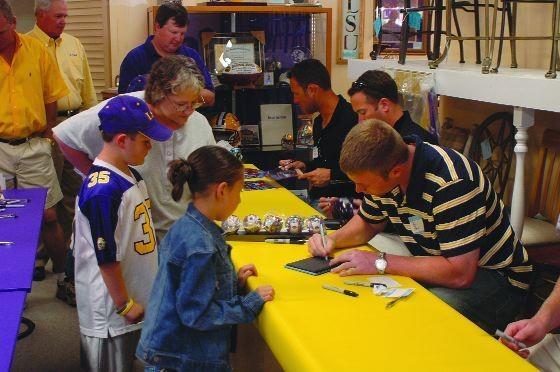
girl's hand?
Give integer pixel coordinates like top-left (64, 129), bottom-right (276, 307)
top-left (238, 264), bottom-right (258, 288)
top-left (124, 302), bottom-right (144, 324)
top-left (256, 285), bottom-right (275, 302)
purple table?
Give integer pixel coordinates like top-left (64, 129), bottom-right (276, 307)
top-left (0, 188), bottom-right (46, 292)
top-left (0, 291), bottom-right (26, 371)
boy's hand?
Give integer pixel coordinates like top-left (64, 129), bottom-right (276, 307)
top-left (256, 285), bottom-right (275, 302)
top-left (124, 302), bottom-right (144, 324)
top-left (238, 264), bottom-right (258, 288)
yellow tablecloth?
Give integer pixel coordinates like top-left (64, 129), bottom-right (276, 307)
top-left (230, 181), bottom-right (535, 371)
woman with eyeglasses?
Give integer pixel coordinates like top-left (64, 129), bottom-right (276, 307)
top-left (54, 55), bottom-right (216, 244)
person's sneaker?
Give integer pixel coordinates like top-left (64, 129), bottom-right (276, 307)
top-left (56, 279), bottom-right (67, 302)
top-left (65, 278), bottom-right (76, 307)
top-left (55, 278), bottom-right (76, 307)
top-left (33, 266), bottom-right (46, 281)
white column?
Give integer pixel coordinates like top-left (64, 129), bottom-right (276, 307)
top-left (510, 107), bottom-right (535, 239)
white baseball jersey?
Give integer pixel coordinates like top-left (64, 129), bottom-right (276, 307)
top-left (74, 159), bottom-right (158, 338)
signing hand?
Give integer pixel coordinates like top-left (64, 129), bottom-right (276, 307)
top-left (318, 197), bottom-right (338, 218)
top-left (299, 168), bottom-right (331, 188)
top-left (279, 159), bottom-right (306, 171)
top-left (256, 285), bottom-right (275, 302)
top-left (330, 249), bottom-right (378, 276)
top-left (238, 264), bottom-right (258, 288)
top-left (308, 233), bottom-right (336, 257)
top-left (501, 318), bottom-right (548, 358)
top-left (124, 302), bottom-right (145, 324)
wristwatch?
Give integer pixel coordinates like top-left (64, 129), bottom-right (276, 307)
top-left (374, 252), bottom-right (387, 275)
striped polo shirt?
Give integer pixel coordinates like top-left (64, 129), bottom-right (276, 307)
top-left (358, 136), bottom-right (532, 290)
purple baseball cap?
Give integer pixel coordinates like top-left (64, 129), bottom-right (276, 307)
top-left (98, 95), bottom-right (172, 141)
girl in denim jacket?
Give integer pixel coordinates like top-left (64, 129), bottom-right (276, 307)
top-left (136, 146), bottom-right (274, 371)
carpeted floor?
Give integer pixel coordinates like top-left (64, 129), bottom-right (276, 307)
top-left (12, 266), bottom-right (81, 372)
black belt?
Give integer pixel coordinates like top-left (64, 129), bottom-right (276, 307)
top-left (57, 109), bottom-right (79, 117)
top-left (0, 137), bottom-right (31, 146)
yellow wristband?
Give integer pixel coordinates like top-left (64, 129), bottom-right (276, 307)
top-left (117, 298), bottom-right (134, 316)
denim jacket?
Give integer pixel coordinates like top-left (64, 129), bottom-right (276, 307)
top-left (136, 203), bottom-right (265, 371)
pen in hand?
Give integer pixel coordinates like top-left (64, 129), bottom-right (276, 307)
top-left (319, 221), bottom-right (328, 261)
top-left (495, 329), bottom-right (527, 349)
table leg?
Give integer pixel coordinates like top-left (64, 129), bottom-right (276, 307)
top-left (509, 107), bottom-right (535, 238)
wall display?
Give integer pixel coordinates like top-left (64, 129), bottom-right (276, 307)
top-left (373, 0), bottom-right (426, 55)
top-left (337, 0), bottom-right (365, 64)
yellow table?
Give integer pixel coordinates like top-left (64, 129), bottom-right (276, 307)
top-left (230, 185), bottom-right (535, 371)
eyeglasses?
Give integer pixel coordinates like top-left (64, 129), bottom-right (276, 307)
top-left (350, 80), bottom-right (386, 101)
top-left (351, 80), bottom-right (368, 90)
top-left (165, 95), bottom-right (205, 112)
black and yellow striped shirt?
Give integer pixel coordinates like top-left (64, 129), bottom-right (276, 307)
top-left (358, 136), bottom-right (532, 290)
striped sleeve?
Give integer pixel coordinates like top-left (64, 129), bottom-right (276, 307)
top-left (433, 180), bottom-right (486, 257)
top-left (358, 195), bottom-right (387, 224)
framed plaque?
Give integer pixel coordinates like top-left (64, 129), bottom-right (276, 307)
top-left (202, 31), bottom-right (265, 76)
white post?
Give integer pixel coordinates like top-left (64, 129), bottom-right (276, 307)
top-left (510, 107), bottom-right (535, 239)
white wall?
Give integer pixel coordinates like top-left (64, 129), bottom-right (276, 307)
top-left (109, 0), bottom-right (157, 82)
top-left (12, 0), bottom-right (36, 33)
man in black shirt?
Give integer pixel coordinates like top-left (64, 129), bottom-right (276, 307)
top-left (280, 59), bottom-right (358, 200)
top-left (348, 70), bottom-right (438, 144)
top-left (320, 70), bottom-right (439, 217)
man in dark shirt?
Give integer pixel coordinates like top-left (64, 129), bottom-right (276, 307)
top-left (118, 2), bottom-right (215, 106)
top-left (348, 70), bottom-right (438, 144)
top-left (319, 70), bottom-right (438, 216)
top-left (279, 59), bottom-right (358, 200)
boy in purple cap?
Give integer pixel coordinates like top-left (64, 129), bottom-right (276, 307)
top-left (72, 95), bottom-right (172, 372)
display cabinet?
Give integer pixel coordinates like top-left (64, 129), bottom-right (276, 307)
top-left (148, 5), bottom-right (331, 164)
top-left (149, 5), bottom-right (332, 72)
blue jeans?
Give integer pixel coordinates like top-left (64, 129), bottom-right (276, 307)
top-left (426, 268), bottom-right (525, 334)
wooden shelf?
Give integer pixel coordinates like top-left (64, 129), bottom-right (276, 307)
top-left (187, 5), bottom-right (331, 14)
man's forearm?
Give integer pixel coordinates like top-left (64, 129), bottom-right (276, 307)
top-left (53, 134), bottom-right (93, 175)
top-left (386, 249), bottom-right (480, 288)
top-left (331, 215), bottom-right (382, 248)
top-left (44, 102), bottom-right (58, 136)
top-left (534, 280), bottom-right (560, 332)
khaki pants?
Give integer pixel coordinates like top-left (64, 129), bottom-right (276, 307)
top-left (0, 137), bottom-right (62, 209)
top-left (529, 334), bottom-right (560, 372)
top-left (36, 116), bottom-right (83, 267)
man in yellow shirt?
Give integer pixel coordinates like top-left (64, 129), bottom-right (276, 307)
top-left (27, 0), bottom-right (97, 301)
top-left (0, 0), bottom-right (69, 288)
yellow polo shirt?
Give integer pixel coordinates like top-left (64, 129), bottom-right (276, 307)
top-left (27, 25), bottom-right (97, 112)
top-left (0, 32), bottom-right (68, 139)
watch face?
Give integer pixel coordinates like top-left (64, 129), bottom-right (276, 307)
top-left (375, 258), bottom-right (387, 271)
